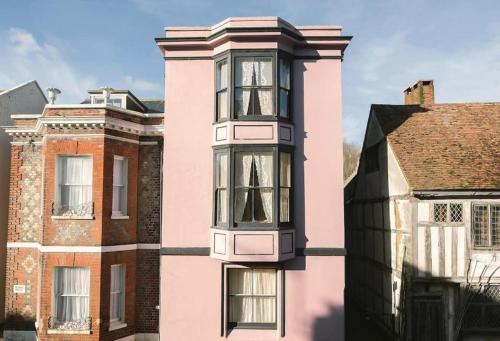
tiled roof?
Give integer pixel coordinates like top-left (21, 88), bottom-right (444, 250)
top-left (372, 103), bottom-right (500, 190)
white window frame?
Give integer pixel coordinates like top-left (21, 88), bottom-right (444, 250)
top-left (112, 156), bottom-right (128, 219)
top-left (109, 264), bottom-right (126, 330)
top-left (55, 155), bottom-right (93, 217)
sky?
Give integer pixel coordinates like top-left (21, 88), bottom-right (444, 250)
top-left (0, 0), bottom-right (498, 145)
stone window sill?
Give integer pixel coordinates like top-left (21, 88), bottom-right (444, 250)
top-left (109, 322), bottom-right (127, 331)
top-left (111, 215), bottom-right (129, 220)
top-left (51, 215), bottom-right (95, 220)
top-left (47, 329), bottom-right (91, 335)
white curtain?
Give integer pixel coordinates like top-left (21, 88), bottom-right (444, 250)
top-left (280, 153), bottom-right (291, 222)
top-left (217, 154), bottom-right (228, 224)
top-left (58, 156), bottom-right (92, 209)
top-left (235, 57), bottom-right (272, 116)
top-left (229, 269), bottom-right (276, 324)
top-left (110, 265), bottom-right (124, 321)
top-left (254, 153), bottom-right (273, 223)
top-left (112, 158), bottom-right (127, 214)
top-left (234, 153), bottom-right (253, 222)
top-left (53, 267), bottom-right (90, 324)
top-left (253, 269), bottom-right (276, 323)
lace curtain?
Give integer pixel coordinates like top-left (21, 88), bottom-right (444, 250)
top-left (229, 269), bottom-right (276, 324)
top-left (234, 152), bottom-right (273, 223)
top-left (58, 156), bottom-right (92, 209)
top-left (235, 57), bottom-right (273, 116)
top-left (53, 267), bottom-right (90, 324)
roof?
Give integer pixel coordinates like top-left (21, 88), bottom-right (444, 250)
top-left (372, 103), bottom-right (500, 190)
top-left (0, 80), bottom-right (47, 102)
top-left (79, 97), bottom-right (164, 113)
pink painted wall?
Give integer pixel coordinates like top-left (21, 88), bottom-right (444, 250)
top-left (159, 16), bottom-right (348, 341)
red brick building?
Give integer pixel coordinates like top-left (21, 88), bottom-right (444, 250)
top-left (3, 89), bottom-right (163, 341)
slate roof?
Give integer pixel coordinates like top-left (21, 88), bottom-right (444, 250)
top-left (372, 103), bottom-right (500, 190)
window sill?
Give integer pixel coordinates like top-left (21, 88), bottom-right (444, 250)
top-left (111, 215), bottom-right (129, 220)
top-left (47, 329), bottom-right (91, 335)
top-left (109, 322), bottom-right (127, 331)
top-left (51, 215), bottom-right (95, 220)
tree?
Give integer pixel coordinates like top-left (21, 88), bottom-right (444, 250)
top-left (343, 141), bottom-right (360, 181)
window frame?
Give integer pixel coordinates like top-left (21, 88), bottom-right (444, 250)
top-left (472, 203), bottom-right (500, 249)
top-left (55, 155), bottom-right (93, 216)
top-left (109, 264), bottom-right (126, 326)
top-left (213, 50), bottom-right (293, 123)
top-left (51, 266), bottom-right (91, 328)
top-left (431, 202), bottom-right (464, 224)
top-left (111, 155), bottom-right (128, 218)
top-left (213, 144), bottom-right (294, 230)
top-left (226, 266), bottom-right (278, 330)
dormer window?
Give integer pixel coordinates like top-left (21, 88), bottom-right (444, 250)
top-left (215, 51), bottom-right (292, 122)
top-left (93, 97), bottom-right (123, 108)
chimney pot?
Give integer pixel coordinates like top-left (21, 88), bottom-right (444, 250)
top-left (99, 86), bottom-right (114, 106)
top-left (404, 80), bottom-right (434, 106)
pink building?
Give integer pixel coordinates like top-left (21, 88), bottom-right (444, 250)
top-left (156, 17), bottom-right (351, 341)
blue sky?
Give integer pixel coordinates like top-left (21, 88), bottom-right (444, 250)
top-left (0, 0), bottom-right (499, 144)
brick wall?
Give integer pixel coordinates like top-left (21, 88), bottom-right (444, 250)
top-left (135, 250), bottom-right (159, 333)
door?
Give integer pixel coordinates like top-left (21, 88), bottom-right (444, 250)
top-left (412, 295), bottom-right (445, 341)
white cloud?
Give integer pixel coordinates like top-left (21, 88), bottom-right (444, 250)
top-left (0, 28), bottom-right (97, 103)
top-left (124, 75), bottom-right (162, 95)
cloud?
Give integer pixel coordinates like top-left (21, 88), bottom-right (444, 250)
top-left (124, 75), bottom-right (162, 95)
top-left (0, 28), bottom-right (98, 103)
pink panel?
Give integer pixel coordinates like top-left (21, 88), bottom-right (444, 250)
top-left (234, 234), bottom-right (274, 255)
top-left (233, 124), bottom-right (274, 140)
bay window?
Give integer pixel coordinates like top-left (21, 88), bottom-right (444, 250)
top-left (214, 52), bottom-right (292, 121)
top-left (51, 267), bottom-right (90, 330)
top-left (213, 146), bottom-right (293, 228)
top-left (112, 156), bottom-right (128, 217)
top-left (55, 156), bottom-right (93, 216)
top-left (228, 268), bottom-right (277, 328)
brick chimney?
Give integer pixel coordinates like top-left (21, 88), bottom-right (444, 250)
top-left (404, 80), bottom-right (434, 106)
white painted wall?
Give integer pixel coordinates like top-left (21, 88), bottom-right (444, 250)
top-left (0, 80), bottom-right (46, 324)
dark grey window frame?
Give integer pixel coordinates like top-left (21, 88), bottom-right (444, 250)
top-left (213, 49), bottom-right (293, 123)
top-left (226, 266), bottom-right (280, 331)
top-left (213, 144), bottom-right (294, 230)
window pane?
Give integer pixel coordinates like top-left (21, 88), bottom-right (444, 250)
top-left (254, 153), bottom-right (273, 187)
top-left (433, 204), bottom-right (447, 223)
top-left (216, 154), bottom-right (228, 188)
top-left (217, 60), bottom-right (228, 90)
top-left (279, 89), bottom-right (289, 118)
top-left (57, 156), bottom-right (92, 211)
top-left (228, 269), bottom-right (277, 325)
top-left (280, 59), bottom-right (290, 90)
top-left (254, 189), bottom-right (273, 223)
top-left (253, 269), bottom-right (276, 295)
top-left (53, 267), bottom-right (90, 324)
top-left (235, 153), bottom-right (253, 187)
top-left (257, 88), bottom-right (273, 116)
top-left (110, 265), bottom-right (124, 321)
top-left (217, 90), bottom-right (228, 120)
top-left (280, 188), bottom-right (290, 223)
top-left (112, 158), bottom-right (127, 214)
top-left (473, 205), bottom-right (489, 247)
top-left (113, 159), bottom-right (123, 186)
top-left (217, 189), bottom-right (227, 224)
top-left (450, 203), bottom-right (463, 223)
top-left (234, 88), bottom-right (251, 116)
top-left (235, 189), bottom-right (252, 223)
top-left (229, 269), bottom-right (253, 295)
top-left (254, 297), bottom-right (276, 323)
top-left (492, 205), bottom-right (500, 246)
top-left (235, 57), bottom-right (272, 87)
top-left (280, 153), bottom-right (291, 187)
